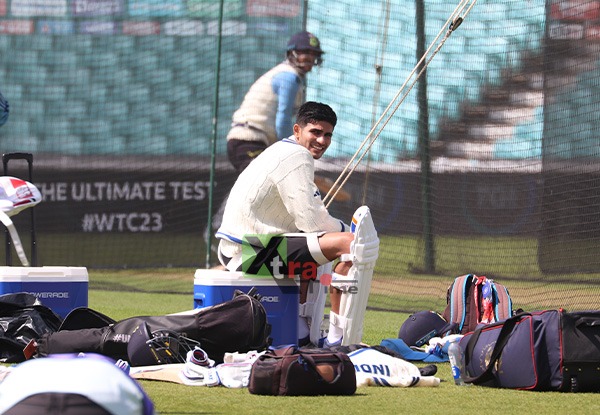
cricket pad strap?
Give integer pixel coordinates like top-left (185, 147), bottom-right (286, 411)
top-left (339, 238), bottom-right (380, 265)
top-left (298, 263), bottom-right (330, 344)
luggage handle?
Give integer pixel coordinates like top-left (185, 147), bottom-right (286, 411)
top-left (3, 152), bottom-right (33, 168)
top-left (299, 353), bottom-right (346, 384)
top-left (2, 152), bottom-right (37, 267)
top-left (463, 312), bottom-right (531, 385)
top-left (574, 315), bottom-right (600, 327)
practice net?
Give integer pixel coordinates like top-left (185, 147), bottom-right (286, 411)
top-left (0, 0), bottom-right (598, 313)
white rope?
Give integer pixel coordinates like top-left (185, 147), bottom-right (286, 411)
top-left (324, 0), bottom-right (478, 208)
top-left (361, 0), bottom-right (392, 206)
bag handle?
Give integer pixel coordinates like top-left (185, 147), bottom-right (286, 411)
top-left (267, 345), bottom-right (298, 358)
top-left (299, 353), bottom-right (346, 384)
top-left (574, 314), bottom-right (600, 327)
top-left (463, 312), bottom-right (531, 385)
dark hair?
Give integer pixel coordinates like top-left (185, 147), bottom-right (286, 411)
top-left (296, 101), bottom-right (337, 128)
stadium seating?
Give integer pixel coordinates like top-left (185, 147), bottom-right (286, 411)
top-left (0, 2), bottom-right (555, 160)
top-left (494, 105), bottom-right (543, 159)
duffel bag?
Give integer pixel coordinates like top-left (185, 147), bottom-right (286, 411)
top-left (36, 290), bottom-right (271, 364)
top-left (248, 346), bottom-right (356, 396)
top-left (461, 309), bottom-right (600, 392)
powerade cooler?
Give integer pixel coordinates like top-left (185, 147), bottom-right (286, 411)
top-left (0, 266), bottom-right (88, 318)
top-left (193, 269), bottom-right (299, 346)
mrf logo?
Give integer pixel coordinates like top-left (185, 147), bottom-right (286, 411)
top-left (241, 234), bottom-right (318, 280)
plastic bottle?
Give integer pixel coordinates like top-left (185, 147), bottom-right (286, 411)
top-left (448, 340), bottom-right (467, 386)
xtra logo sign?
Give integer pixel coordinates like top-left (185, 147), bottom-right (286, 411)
top-left (240, 234), bottom-right (359, 295)
top-left (241, 234), bottom-right (319, 280)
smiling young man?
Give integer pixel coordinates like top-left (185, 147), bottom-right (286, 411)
top-left (216, 101), bottom-right (354, 346)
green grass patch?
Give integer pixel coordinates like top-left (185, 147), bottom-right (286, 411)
top-left (85, 271), bottom-right (600, 415)
top-left (4, 270), bottom-right (598, 415)
top-left (83, 269), bottom-right (600, 415)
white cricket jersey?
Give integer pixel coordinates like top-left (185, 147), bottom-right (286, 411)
top-left (216, 137), bottom-right (346, 259)
top-left (348, 348), bottom-right (441, 387)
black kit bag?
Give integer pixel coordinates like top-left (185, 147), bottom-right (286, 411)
top-left (0, 293), bottom-right (62, 363)
top-left (461, 309), bottom-right (600, 392)
top-left (248, 345), bottom-right (356, 396)
top-left (36, 290), bottom-right (271, 364)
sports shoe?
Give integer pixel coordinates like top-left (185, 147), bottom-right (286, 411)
top-left (298, 335), bottom-right (311, 347)
top-left (318, 336), bottom-right (343, 348)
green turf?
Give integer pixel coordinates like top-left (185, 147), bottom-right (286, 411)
top-left (9, 233), bottom-right (600, 279)
top-left (84, 270), bottom-right (600, 415)
top-left (6, 232), bottom-right (600, 314)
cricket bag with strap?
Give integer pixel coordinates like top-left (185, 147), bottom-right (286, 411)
top-left (36, 290), bottom-right (271, 364)
top-left (0, 293), bottom-right (62, 363)
top-left (442, 274), bottom-right (513, 334)
top-left (461, 309), bottom-right (600, 392)
top-left (248, 345), bottom-right (356, 396)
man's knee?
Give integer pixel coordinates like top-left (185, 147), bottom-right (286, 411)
top-left (318, 232), bottom-right (354, 261)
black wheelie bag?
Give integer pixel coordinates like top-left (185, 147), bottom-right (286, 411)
top-left (461, 309), bottom-right (600, 392)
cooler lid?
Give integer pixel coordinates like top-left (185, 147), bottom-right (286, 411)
top-left (194, 269), bottom-right (298, 286)
top-left (0, 266), bottom-right (89, 282)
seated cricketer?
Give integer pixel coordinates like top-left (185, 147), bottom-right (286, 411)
top-left (216, 101), bottom-right (379, 347)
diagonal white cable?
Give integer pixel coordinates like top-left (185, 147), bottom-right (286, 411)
top-left (324, 0), bottom-right (478, 208)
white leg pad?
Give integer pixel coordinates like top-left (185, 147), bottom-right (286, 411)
top-left (329, 310), bottom-right (349, 337)
top-left (298, 262), bottom-right (330, 344)
top-left (333, 206), bottom-right (379, 345)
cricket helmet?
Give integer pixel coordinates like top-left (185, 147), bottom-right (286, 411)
top-left (398, 310), bottom-right (452, 347)
top-left (287, 31), bottom-right (324, 54)
top-left (0, 176), bottom-right (42, 217)
top-left (127, 322), bottom-right (200, 366)
top-left (286, 31), bottom-right (324, 69)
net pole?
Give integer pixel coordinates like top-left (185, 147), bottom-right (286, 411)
top-left (205, 0), bottom-right (225, 268)
top-left (416, 0), bottom-right (435, 273)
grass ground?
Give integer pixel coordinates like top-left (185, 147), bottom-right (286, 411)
top-left (8, 233), bottom-right (599, 313)
top-left (86, 269), bottom-right (599, 415)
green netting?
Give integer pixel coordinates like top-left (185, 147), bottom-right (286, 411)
top-left (0, 0), bottom-right (598, 312)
